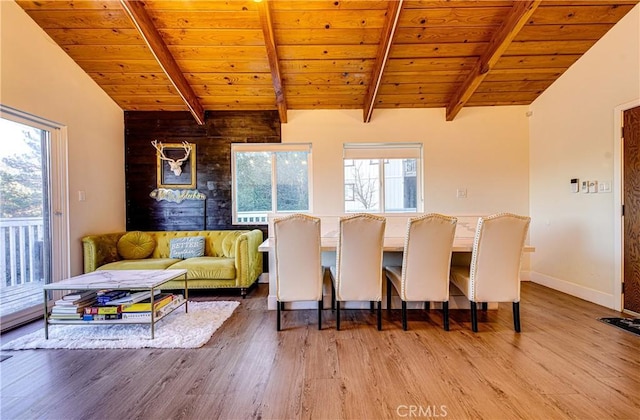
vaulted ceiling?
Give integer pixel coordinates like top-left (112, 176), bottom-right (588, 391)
top-left (16, 0), bottom-right (639, 124)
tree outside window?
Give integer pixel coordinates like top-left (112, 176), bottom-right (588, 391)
top-left (232, 145), bottom-right (311, 224)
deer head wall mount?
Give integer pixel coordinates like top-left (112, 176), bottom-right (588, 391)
top-left (151, 140), bottom-right (192, 176)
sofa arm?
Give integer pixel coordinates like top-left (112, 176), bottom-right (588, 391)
top-left (82, 233), bottom-right (125, 273)
top-left (234, 229), bottom-right (263, 287)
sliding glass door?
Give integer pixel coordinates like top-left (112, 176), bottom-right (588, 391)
top-left (0, 108), bottom-right (64, 331)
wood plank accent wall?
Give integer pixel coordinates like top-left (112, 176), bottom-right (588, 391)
top-left (124, 110), bottom-right (280, 232)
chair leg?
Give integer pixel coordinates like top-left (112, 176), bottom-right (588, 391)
top-left (386, 278), bottom-right (392, 314)
top-left (424, 301), bottom-right (430, 311)
top-left (402, 301), bottom-right (407, 331)
top-left (443, 301), bottom-right (449, 331)
top-left (331, 282), bottom-right (335, 311)
top-left (513, 301), bottom-right (521, 333)
top-left (481, 302), bottom-right (488, 311)
top-left (336, 301), bottom-right (341, 331)
top-left (470, 301), bottom-right (478, 332)
top-left (318, 300), bottom-right (322, 330)
top-left (277, 300), bottom-right (281, 331)
top-left (370, 301), bottom-right (374, 313)
top-left (377, 301), bottom-right (382, 331)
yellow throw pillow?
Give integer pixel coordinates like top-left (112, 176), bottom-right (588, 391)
top-left (117, 231), bottom-right (156, 260)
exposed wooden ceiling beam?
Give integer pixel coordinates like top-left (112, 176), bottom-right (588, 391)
top-left (119, 0), bottom-right (205, 125)
top-left (257, 0), bottom-right (288, 124)
top-left (363, 0), bottom-right (404, 123)
top-left (445, 0), bottom-right (542, 121)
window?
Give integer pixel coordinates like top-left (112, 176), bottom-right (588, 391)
top-left (343, 143), bottom-right (422, 213)
top-left (232, 143), bottom-right (312, 225)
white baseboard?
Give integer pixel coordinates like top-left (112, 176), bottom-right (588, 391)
top-left (530, 272), bottom-right (615, 309)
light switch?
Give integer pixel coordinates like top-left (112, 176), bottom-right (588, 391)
top-left (456, 188), bottom-right (467, 199)
top-left (582, 181), bottom-right (589, 193)
top-left (78, 190), bottom-right (86, 201)
top-left (599, 181), bottom-right (611, 193)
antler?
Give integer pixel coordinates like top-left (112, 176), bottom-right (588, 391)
top-left (151, 140), bottom-right (192, 176)
top-left (151, 140), bottom-right (171, 161)
top-left (175, 141), bottom-right (192, 163)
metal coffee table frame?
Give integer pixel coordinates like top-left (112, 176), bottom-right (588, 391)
top-left (43, 269), bottom-right (188, 339)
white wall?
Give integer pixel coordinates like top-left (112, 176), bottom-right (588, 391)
top-left (529, 5), bottom-right (640, 309)
top-left (1, 1), bottom-right (126, 276)
top-left (282, 107), bottom-right (530, 217)
top-left (273, 107), bottom-right (530, 310)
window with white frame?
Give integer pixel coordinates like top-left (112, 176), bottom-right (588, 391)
top-left (231, 143), bottom-right (312, 224)
top-left (343, 143), bottom-right (422, 213)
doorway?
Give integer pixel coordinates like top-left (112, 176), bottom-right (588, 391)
top-left (0, 117), bottom-right (52, 329)
top-left (622, 105), bottom-right (640, 315)
top-left (0, 106), bottom-right (69, 331)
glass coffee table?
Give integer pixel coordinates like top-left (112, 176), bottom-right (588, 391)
top-left (43, 269), bottom-right (188, 339)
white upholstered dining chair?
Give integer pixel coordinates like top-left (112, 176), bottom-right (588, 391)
top-left (449, 213), bottom-right (531, 333)
top-left (329, 213), bottom-right (386, 331)
top-left (385, 214), bottom-right (457, 331)
top-left (273, 214), bottom-right (324, 331)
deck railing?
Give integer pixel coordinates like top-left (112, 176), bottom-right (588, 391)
top-left (0, 217), bottom-right (45, 288)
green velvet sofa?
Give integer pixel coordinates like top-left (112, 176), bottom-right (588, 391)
top-left (82, 230), bottom-right (263, 296)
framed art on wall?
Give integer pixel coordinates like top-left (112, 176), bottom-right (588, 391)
top-left (153, 142), bottom-right (196, 189)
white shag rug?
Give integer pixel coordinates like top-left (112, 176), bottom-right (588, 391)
top-left (1, 301), bottom-right (239, 350)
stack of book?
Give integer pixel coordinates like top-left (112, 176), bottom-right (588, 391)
top-left (81, 292), bottom-right (183, 321)
top-left (50, 291), bottom-right (97, 320)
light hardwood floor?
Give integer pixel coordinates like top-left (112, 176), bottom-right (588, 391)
top-left (1, 282), bottom-right (638, 420)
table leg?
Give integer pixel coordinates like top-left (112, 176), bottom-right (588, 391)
top-left (43, 289), bottom-right (49, 340)
top-left (185, 275), bottom-right (189, 313)
top-left (150, 287), bottom-right (155, 339)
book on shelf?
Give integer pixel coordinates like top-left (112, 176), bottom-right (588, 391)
top-left (107, 290), bottom-right (160, 305)
top-left (55, 292), bottom-right (97, 307)
top-left (51, 306), bottom-right (84, 314)
top-left (82, 313), bottom-right (122, 321)
top-left (120, 295), bottom-right (185, 321)
top-left (61, 290), bottom-right (97, 302)
top-left (96, 290), bottom-right (129, 305)
top-left (84, 305), bottom-right (122, 315)
top-left (121, 293), bottom-right (174, 313)
top-left (50, 313), bottom-right (83, 320)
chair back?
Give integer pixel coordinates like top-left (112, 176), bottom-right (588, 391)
top-left (335, 214), bottom-right (386, 301)
top-left (401, 214), bottom-right (457, 301)
top-left (274, 214), bottom-right (323, 302)
top-left (470, 213), bottom-right (531, 302)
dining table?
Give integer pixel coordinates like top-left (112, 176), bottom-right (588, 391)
top-left (258, 236), bottom-right (535, 253)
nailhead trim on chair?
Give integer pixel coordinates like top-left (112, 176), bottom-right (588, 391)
top-left (399, 213), bottom-right (457, 300)
top-left (469, 212), bottom-right (531, 301)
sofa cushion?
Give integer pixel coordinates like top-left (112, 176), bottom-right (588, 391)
top-left (117, 231), bottom-right (156, 260)
top-left (169, 257), bottom-right (236, 280)
top-left (169, 236), bottom-right (205, 259)
top-left (98, 258), bottom-right (181, 271)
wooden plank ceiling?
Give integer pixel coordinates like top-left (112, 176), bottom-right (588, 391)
top-left (17, 0), bottom-right (639, 123)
